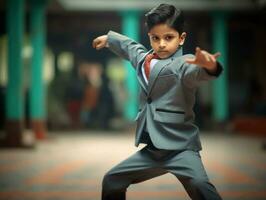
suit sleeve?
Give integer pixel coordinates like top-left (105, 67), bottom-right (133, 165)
top-left (182, 55), bottom-right (223, 88)
top-left (107, 31), bottom-right (148, 69)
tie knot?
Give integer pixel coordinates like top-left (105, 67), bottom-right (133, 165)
top-left (145, 53), bottom-right (159, 62)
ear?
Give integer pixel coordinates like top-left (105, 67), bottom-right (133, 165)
top-left (179, 32), bottom-right (187, 45)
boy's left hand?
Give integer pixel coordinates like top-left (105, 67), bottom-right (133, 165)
top-left (185, 47), bottom-right (221, 73)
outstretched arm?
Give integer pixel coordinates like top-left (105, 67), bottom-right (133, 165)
top-left (182, 47), bottom-right (223, 88)
top-left (92, 31), bottom-right (148, 69)
top-left (185, 47), bottom-right (221, 75)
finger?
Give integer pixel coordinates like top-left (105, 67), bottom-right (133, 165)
top-left (213, 52), bottom-right (221, 59)
top-left (92, 38), bottom-right (98, 48)
top-left (185, 57), bottom-right (196, 64)
top-left (94, 38), bottom-right (102, 48)
top-left (96, 44), bottom-right (101, 50)
top-left (196, 47), bottom-right (201, 52)
top-left (196, 48), bottom-right (208, 61)
top-left (203, 53), bottom-right (210, 62)
top-left (209, 54), bottom-right (216, 63)
top-left (195, 47), bottom-right (201, 57)
top-left (96, 43), bottom-right (104, 50)
top-left (94, 41), bottom-right (102, 50)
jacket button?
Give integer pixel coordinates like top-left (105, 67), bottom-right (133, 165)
top-left (147, 97), bottom-right (152, 104)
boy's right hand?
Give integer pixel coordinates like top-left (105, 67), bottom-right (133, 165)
top-left (92, 35), bottom-right (108, 50)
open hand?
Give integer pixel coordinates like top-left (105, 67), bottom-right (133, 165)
top-left (185, 47), bottom-right (221, 72)
top-left (92, 35), bottom-right (108, 50)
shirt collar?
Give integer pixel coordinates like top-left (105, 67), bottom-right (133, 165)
top-left (170, 46), bottom-right (183, 59)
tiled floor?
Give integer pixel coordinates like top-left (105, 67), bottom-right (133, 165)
top-left (0, 131), bottom-right (266, 200)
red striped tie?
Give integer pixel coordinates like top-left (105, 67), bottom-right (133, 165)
top-left (144, 53), bottom-right (159, 79)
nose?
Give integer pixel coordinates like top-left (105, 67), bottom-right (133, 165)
top-left (159, 40), bottom-right (166, 49)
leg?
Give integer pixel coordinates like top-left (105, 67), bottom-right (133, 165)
top-left (164, 150), bottom-right (222, 200)
top-left (102, 146), bottom-right (167, 200)
top-left (179, 177), bottom-right (222, 200)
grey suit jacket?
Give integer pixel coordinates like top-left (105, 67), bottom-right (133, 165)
top-left (107, 31), bottom-right (223, 151)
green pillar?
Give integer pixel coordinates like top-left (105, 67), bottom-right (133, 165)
top-left (121, 11), bottom-right (140, 121)
top-left (4, 0), bottom-right (25, 146)
top-left (212, 12), bottom-right (229, 121)
top-left (29, 0), bottom-right (47, 139)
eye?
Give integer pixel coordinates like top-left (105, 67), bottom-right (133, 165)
top-left (165, 35), bottom-right (174, 41)
top-left (151, 36), bottom-right (159, 41)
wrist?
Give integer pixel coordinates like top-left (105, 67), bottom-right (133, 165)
top-left (204, 62), bottom-right (223, 77)
top-left (205, 62), bottom-right (217, 73)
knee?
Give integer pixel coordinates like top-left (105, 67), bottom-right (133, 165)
top-left (102, 173), bottom-right (129, 193)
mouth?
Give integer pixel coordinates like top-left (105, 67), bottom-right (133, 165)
top-left (158, 50), bottom-right (168, 53)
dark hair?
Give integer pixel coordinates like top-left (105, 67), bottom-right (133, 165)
top-left (145, 4), bottom-right (185, 33)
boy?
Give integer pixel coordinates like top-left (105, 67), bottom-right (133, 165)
top-left (93, 4), bottom-right (223, 200)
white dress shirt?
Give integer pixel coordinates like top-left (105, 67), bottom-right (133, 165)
top-left (141, 58), bottom-right (159, 83)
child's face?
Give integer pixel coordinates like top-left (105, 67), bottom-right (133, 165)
top-left (148, 23), bottom-right (186, 59)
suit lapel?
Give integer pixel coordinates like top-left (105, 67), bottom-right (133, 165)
top-left (147, 58), bottom-right (171, 94)
top-left (136, 49), bottom-right (153, 94)
top-left (147, 47), bottom-right (183, 94)
top-left (136, 47), bottom-right (183, 95)
top-left (137, 64), bottom-right (148, 94)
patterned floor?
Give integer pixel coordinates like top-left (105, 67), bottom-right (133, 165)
top-left (0, 131), bottom-right (266, 200)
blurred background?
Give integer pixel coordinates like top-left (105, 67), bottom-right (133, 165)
top-left (0, 0), bottom-right (266, 200)
top-left (0, 0), bottom-right (266, 138)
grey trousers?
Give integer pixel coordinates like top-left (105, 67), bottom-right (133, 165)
top-left (102, 144), bottom-right (222, 200)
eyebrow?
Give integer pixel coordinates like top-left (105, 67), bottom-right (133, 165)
top-left (150, 32), bottom-right (177, 36)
